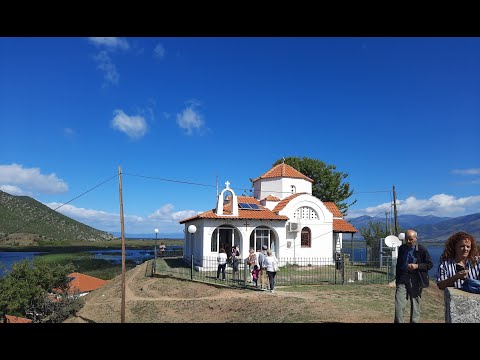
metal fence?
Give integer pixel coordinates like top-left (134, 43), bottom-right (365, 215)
top-left (152, 253), bottom-right (396, 287)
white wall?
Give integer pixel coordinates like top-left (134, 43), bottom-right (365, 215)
top-left (254, 177), bottom-right (312, 200)
top-left (278, 194), bottom-right (334, 261)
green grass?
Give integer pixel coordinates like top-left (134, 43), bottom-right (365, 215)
top-left (36, 251), bottom-right (137, 280)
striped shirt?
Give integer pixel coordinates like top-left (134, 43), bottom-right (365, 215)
top-left (436, 257), bottom-right (480, 289)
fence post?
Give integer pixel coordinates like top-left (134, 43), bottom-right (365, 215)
top-left (190, 255), bottom-right (194, 280)
top-left (341, 254), bottom-right (345, 285)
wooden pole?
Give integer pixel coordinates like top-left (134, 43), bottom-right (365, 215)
top-left (393, 185), bottom-right (399, 236)
top-left (118, 166), bottom-right (126, 323)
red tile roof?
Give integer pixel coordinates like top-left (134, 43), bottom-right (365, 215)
top-left (272, 193), bottom-right (306, 213)
top-left (4, 315), bottom-right (32, 323)
top-left (66, 273), bottom-right (107, 294)
top-left (179, 195), bottom-right (289, 223)
top-left (323, 202), bottom-right (344, 217)
top-left (333, 219), bottom-right (358, 233)
top-left (262, 195), bottom-right (280, 201)
top-left (252, 163), bottom-right (314, 183)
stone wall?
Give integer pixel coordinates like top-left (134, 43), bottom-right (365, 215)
top-left (445, 287), bottom-right (480, 323)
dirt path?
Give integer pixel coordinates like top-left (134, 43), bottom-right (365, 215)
top-left (64, 261), bottom-right (445, 323)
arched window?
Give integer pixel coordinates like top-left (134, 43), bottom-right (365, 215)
top-left (249, 226), bottom-right (277, 255)
top-left (301, 227), bottom-right (311, 248)
top-left (293, 206), bottom-right (318, 220)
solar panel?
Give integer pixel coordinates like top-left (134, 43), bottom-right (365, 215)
top-left (238, 202), bottom-right (261, 210)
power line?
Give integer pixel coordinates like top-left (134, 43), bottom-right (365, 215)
top-left (0, 174), bottom-right (117, 240)
top-left (124, 172), bottom-right (392, 196)
top-left (123, 172), bottom-right (216, 188)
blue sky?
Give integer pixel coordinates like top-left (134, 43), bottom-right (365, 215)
top-left (1, 37), bottom-right (480, 236)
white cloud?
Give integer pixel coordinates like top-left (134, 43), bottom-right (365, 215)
top-left (176, 102), bottom-right (205, 135)
top-left (0, 164), bottom-right (68, 194)
top-left (94, 51), bottom-right (119, 86)
top-left (451, 168), bottom-right (480, 175)
top-left (347, 193), bottom-right (480, 218)
top-left (0, 185), bottom-right (30, 196)
top-left (148, 204), bottom-right (201, 222)
top-left (154, 43), bottom-right (166, 58)
top-left (88, 37), bottom-right (130, 51)
top-left (46, 202), bottom-right (197, 234)
top-left (111, 109), bottom-right (148, 139)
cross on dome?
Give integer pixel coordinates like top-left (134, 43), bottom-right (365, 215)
top-left (225, 181), bottom-right (230, 189)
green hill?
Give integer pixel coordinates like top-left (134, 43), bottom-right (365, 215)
top-left (0, 190), bottom-right (114, 245)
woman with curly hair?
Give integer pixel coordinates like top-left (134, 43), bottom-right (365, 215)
top-left (436, 231), bottom-right (480, 290)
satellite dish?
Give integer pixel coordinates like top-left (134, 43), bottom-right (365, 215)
top-left (385, 235), bottom-right (401, 247)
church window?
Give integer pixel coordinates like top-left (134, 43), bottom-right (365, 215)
top-left (301, 227), bottom-right (311, 248)
top-left (293, 206), bottom-right (318, 220)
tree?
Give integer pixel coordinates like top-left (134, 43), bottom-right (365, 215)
top-left (360, 221), bottom-right (389, 262)
top-left (360, 221), bottom-right (389, 248)
top-left (360, 221), bottom-right (407, 263)
top-left (272, 156), bottom-right (356, 215)
top-left (0, 258), bottom-right (82, 322)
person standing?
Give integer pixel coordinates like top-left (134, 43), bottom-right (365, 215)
top-left (159, 243), bottom-right (166, 256)
top-left (251, 265), bottom-right (260, 287)
top-left (394, 229), bottom-right (433, 323)
top-left (437, 231), bottom-right (480, 290)
top-left (263, 249), bottom-right (279, 293)
top-left (256, 245), bottom-right (268, 289)
top-left (217, 248), bottom-right (228, 281)
top-left (247, 248), bottom-right (257, 284)
top-left (231, 245), bottom-right (240, 280)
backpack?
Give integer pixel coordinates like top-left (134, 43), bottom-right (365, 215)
top-left (461, 278), bottom-right (480, 294)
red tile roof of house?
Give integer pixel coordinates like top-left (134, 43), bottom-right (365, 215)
top-left (4, 315), bottom-right (32, 323)
top-left (262, 195), bottom-right (280, 201)
top-left (179, 196), bottom-right (289, 223)
top-left (323, 202), bottom-right (344, 217)
top-left (252, 163), bottom-right (314, 183)
top-left (333, 219), bottom-right (358, 233)
top-left (271, 193), bottom-right (306, 213)
top-left (66, 273), bottom-right (107, 294)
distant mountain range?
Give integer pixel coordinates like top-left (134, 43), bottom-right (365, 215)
top-left (0, 190), bottom-right (115, 245)
top-left (347, 213), bottom-right (480, 242)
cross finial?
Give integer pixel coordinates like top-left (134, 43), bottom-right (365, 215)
top-left (225, 180), bottom-right (230, 189)
top-left (282, 157), bottom-right (285, 163)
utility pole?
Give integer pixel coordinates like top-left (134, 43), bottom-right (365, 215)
top-left (118, 166), bottom-right (126, 323)
top-left (393, 185), bottom-right (399, 236)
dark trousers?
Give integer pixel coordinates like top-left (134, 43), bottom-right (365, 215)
top-left (267, 271), bottom-right (277, 290)
top-left (217, 264), bottom-right (226, 280)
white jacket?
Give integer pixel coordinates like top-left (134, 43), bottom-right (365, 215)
top-left (263, 255), bottom-right (278, 272)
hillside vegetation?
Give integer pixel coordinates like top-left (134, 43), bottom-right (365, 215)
top-left (0, 190), bottom-right (114, 246)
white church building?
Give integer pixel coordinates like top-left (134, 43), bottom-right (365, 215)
top-left (179, 163), bottom-right (357, 269)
